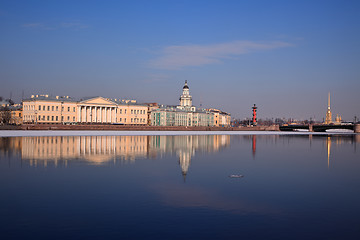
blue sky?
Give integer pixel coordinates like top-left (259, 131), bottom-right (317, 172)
top-left (1, 0), bottom-right (359, 120)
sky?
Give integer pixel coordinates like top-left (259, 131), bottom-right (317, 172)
top-left (0, 0), bottom-right (359, 121)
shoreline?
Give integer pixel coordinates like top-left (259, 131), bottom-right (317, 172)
top-left (0, 124), bottom-right (279, 132)
top-left (0, 130), bottom-right (357, 137)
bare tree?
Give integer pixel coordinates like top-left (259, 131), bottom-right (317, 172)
top-left (0, 107), bottom-right (12, 125)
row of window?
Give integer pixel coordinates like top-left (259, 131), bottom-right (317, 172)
top-left (129, 109), bottom-right (146, 115)
top-left (37, 115), bottom-right (76, 122)
top-left (118, 118), bottom-right (146, 123)
top-left (25, 105), bottom-right (147, 115)
top-left (38, 105), bottom-right (76, 112)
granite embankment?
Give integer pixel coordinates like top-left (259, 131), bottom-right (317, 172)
top-left (0, 124), bottom-right (280, 131)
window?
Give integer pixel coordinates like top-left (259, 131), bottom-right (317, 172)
top-left (39, 105), bottom-right (41, 111)
top-left (120, 118), bottom-right (122, 122)
top-left (52, 106), bottom-right (54, 111)
top-left (131, 118), bottom-right (133, 122)
top-left (120, 109), bottom-right (122, 114)
top-left (56, 106), bottom-right (58, 111)
top-left (73, 107), bottom-right (75, 112)
top-left (61, 116), bottom-right (64, 121)
top-left (62, 107), bottom-right (64, 111)
top-left (124, 118), bottom-right (126, 122)
top-left (56, 116), bottom-right (58, 121)
top-left (52, 116), bottom-right (54, 121)
top-left (47, 106), bottom-right (50, 111)
top-left (73, 117), bottom-right (75, 121)
top-left (43, 106), bottom-right (45, 111)
top-left (68, 107), bottom-right (70, 111)
top-left (38, 116), bottom-right (41, 120)
top-left (125, 109), bottom-right (127, 114)
top-left (131, 110), bottom-right (133, 114)
top-left (47, 116), bottom-right (49, 121)
top-left (67, 116), bottom-right (70, 121)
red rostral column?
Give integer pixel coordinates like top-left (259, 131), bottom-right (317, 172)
top-left (252, 104), bottom-right (257, 126)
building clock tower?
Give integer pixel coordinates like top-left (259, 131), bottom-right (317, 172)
top-left (179, 80), bottom-right (192, 107)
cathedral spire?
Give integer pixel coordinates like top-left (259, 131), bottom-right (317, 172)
top-left (325, 92), bottom-right (332, 124)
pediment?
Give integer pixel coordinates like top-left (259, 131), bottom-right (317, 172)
top-left (80, 97), bottom-right (117, 105)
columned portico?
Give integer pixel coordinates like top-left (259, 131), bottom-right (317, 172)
top-left (77, 106), bottom-right (115, 123)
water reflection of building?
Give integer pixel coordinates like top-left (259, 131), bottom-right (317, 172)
top-left (0, 135), bottom-right (230, 176)
top-left (150, 135), bottom-right (230, 179)
top-left (0, 137), bottom-right (22, 157)
top-left (21, 136), bottom-right (149, 166)
top-left (2, 134), bottom-right (357, 172)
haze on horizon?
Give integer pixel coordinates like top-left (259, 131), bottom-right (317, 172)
top-left (1, 0), bottom-right (359, 121)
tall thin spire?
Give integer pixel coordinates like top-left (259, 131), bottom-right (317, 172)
top-left (325, 92), bottom-right (332, 124)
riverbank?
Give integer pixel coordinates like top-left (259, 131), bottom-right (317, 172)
top-left (0, 124), bottom-right (280, 131)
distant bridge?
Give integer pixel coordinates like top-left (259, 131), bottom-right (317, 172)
top-left (279, 124), bottom-right (358, 132)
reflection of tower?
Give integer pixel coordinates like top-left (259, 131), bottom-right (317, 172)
top-left (179, 80), bottom-right (192, 107)
top-left (179, 150), bottom-right (192, 181)
top-left (325, 92), bottom-right (332, 124)
top-left (252, 135), bottom-right (257, 158)
top-left (326, 136), bottom-right (331, 169)
top-left (252, 104), bottom-right (257, 126)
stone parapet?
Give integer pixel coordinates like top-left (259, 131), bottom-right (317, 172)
top-left (354, 124), bottom-right (360, 133)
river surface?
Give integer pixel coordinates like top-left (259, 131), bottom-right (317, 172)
top-left (1, 134), bottom-right (359, 239)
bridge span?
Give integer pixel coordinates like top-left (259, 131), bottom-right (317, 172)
top-left (280, 124), bottom-right (360, 133)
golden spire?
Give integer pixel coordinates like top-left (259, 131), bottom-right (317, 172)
top-left (325, 92), bottom-right (332, 124)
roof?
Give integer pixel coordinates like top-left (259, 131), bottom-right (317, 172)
top-left (23, 95), bottom-right (77, 102)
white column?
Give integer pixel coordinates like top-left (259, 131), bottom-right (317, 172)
top-left (78, 106), bottom-right (81, 122)
top-left (100, 107), bottom-right (102, 123)
top-left (95, 107), bottom-right (98, 123)
top-left (83, 106), bottom-right (86, 122)
top-left (115, 107), bottom-right (117, 123)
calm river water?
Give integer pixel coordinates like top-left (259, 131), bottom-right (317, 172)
top-left (1, 134), bottom-right (360, 239)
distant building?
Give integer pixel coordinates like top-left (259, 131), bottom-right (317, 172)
top-left (9, 106), bottom-right (22, 125)
top-left (22, 95), bottom-right (148, 125)
top-left (151, 81), bottom-right (231, 127)
top-left (335, 114), bottom-right (342, 124)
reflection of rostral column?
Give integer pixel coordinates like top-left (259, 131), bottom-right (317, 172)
top-left (252, 104), bottom-right (257, 126)
top-left (252, 135), bottom-right (256, 158)
top-left (325, 92), bottom-right (332, 124)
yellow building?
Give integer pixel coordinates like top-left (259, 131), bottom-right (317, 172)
top-left (22, 95), bottom-right (148, 125)
top-left (10, 107), bottom-right (23, 125)
top-left (23, 95), bottom-right (77, 124)
top-left (207, 108), bottom-right (231, 127)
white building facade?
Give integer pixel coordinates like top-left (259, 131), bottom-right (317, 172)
top-left (151, 81), bottom-right (230, 127)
